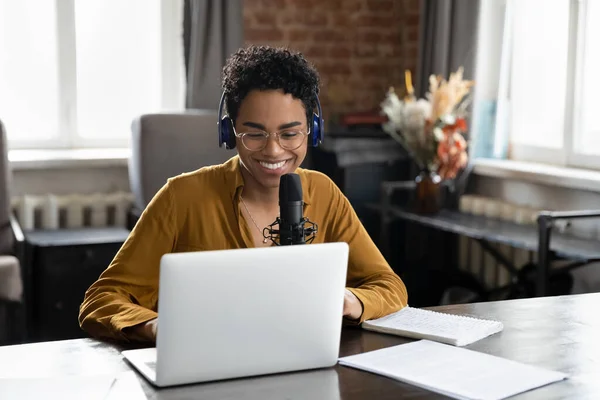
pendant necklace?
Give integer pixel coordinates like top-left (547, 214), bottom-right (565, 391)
top-left (240, 196), bottom-right (269, 243)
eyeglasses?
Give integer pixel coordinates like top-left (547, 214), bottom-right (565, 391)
top-left (233, 128), bottom-right (309, 151)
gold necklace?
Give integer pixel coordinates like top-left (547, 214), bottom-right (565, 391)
top-left (240, 196), bottom-right (269, 244)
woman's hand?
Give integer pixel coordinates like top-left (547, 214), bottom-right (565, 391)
top-left (129, 318), bottom-right (158, 342)
top-left (343, 289), bottom-right (363, 320)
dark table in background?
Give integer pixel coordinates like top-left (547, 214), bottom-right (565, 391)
top-left (1, 293), bottom-right (599, 399)
top-left (21, 227), bottom-right (130, 342)
top-left (369, 198), bottom-right (600, 298)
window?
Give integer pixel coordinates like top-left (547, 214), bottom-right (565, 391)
top-left (0, 0), bottom-right (185, 150)
top-left (501, 0), bottom-right (600, 169)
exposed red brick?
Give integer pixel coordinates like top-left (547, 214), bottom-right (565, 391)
top-left (404, 0), bottom-right (420, 12)
top-left (316, 62), bottom-right (352, 76)
top-left (290, 43), bottom-right (312, 54)
top-left (279, 12), bottom-right (293, 25)
top-left (360, 31), bottom-right (382, 43)
top-left (366, 0), bottom-right (393, 12)
top-left (330, 46), bottom-right (352, 58)
top-left (260, 0), bottom-right (287, 8)
top-left (304, 13), bottom-right (329, 26)
top-left (243, 13), bottom-right (253, 27)
top-left (354, 44), bottom-right (378, 58)
top-left (343, 0), bottom-right (363, 13)
top-left (302, 46), bottom-right (327, 58)
top-left (358, 62), bottom-right (393, 76)
top-left (312, 29), bottom-right (346, 42)
top-left (405, 14), bottom-right (420, 27)
top-left (245, 28), bottom-right (284, 42)
top-left (406, 45), bottom-right (419, 60)
top-left (288, 0), bottom-right (322, 9)
top-left (381, 32), bottom-right (400, 43)
top-left (280, 12), bottom-right (328, 27)
top-left (378, 43), bottom-right (394, 57)
top-left (356, 15), bottom-right (395, 28)
top-left (287, 28), bottom-right (310, 42)
top-left (253, 10), bottom-right (278, 25)
top-left (406, 27), bottom-right (419, 42)
top-left (243, 0), bottom-right (263, 7)
top-left (332, 14), bottom-right (353, 27)
top-left (292, 0), bottom-right (344, 11)
top-left (244, 0), bottom-right (420, 114)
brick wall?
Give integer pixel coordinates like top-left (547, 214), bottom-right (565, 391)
top-left (243, 0), bottom-right (421, 124)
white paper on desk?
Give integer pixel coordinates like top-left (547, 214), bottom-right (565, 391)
top-left (0, 374), bottom-right (116, 400)
top-left (338, 340), bottom-right (568, 400)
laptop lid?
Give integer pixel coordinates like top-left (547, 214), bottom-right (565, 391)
top-left (153, 242), bottom-right (349, 387)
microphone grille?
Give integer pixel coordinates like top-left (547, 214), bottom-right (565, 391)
top-left (279, 173), bottom-right (303, 202)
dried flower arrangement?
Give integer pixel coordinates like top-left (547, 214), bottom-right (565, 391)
top-left (380, 68), bottom-right (474, 180)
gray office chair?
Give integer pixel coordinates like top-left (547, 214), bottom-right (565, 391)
top-left (0, 120), bottom-right (25, 344)
top-left (128, 110), bottom-right (232, 226)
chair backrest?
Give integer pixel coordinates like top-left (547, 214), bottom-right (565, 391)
top-left (0, 121), bottom-right (13, 254)
top-left (129, 110), bottom-right (232, 213)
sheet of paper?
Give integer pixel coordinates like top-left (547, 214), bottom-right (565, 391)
top-left (0, 374), bottom-right (116, 400)
top-left (339, 340), bottom-right (568, 400)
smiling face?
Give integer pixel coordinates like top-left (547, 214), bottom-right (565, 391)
top-left (234, 89), bottom-right (309, 190)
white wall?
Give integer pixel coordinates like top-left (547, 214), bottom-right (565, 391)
top-left (12, 166), bottom-right (130, 197)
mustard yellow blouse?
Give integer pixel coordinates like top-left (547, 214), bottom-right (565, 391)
top-left (79, 156), bottom-right (408, 341)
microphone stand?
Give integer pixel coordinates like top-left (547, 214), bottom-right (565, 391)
top-left (263, 218), bottom-right (318, 246)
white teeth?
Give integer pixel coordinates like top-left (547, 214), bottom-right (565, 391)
top-left (259, 160), bottom-right (286, 170)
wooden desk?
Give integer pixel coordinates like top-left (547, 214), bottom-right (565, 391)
top-left (1, 293), bottom-right (599, 399)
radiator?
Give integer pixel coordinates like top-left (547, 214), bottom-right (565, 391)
top-left (11, 192), bottom-right (135, 231)
top-left (456, 195), bottom-right (570, 289)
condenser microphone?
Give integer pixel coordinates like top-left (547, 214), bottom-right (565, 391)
top-left (279, 173), bottom-right (305, 245)
top-left (263, 173), bottom-right (318, 245)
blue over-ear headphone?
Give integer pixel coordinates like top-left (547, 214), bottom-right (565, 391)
top-left (217, 91), bottom-right (324, 150)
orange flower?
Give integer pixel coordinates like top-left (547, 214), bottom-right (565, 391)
top-left (454, 118), bottom-right (468, 132)
top-left (436, 131), bottom-right (468, 180)
top-left (442, 118), bottom-right (468, 134)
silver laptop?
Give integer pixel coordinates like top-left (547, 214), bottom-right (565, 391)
top-left (122, 242), bottom-right (349, 387)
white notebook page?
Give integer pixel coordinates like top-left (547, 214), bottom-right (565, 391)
top-left (339, 340), bottom-right (567, 400)
top-left (363, 306), bottom-right (504, 346)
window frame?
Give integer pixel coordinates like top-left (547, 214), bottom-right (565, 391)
top-left (6, 0), bottom-right (184, 151)
top-left (504, 0), bottom-right (600, 170)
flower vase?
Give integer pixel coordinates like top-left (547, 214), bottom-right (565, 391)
top-left (414, 169), bottom-right (442, 214)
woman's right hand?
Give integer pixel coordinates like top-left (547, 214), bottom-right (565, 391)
top-left (144, 318), bottom-right (158, 341)
top-left (129, 318), bottom-right (158, 342)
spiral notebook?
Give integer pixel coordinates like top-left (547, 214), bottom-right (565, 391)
top-left (362, 306), bottom-right (504, 346)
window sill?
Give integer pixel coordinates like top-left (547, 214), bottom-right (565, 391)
top-left (8, 148), bottom-right (130, 170)
top-left (473, 158), bottom-right (600, 193)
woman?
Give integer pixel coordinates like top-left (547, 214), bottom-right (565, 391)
top-left (79, 45), bottom-right (408, 343)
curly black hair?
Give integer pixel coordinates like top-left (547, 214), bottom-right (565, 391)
top-left (222, 45), bottom-right (320, 129)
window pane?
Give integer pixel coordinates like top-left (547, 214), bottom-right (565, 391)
top-left (510, 0), bottom-right (570, 148)
top-left (74, 0), bottom-right (162, 141)
top-left (0, 0), bottom-right (61, 142)
top-left (577, 0), bottom-right (600, 156)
